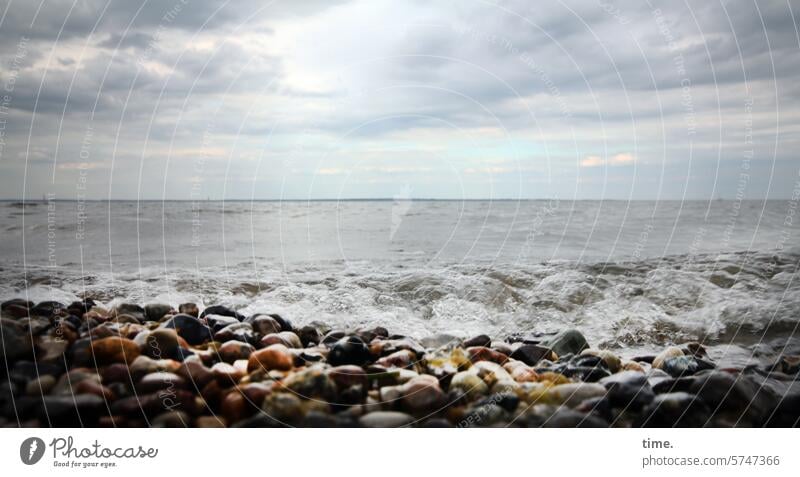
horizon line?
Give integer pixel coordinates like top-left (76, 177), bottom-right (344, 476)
top-left (0, 197), bottom-right (786, 202)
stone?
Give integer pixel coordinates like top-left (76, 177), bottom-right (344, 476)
top-left (359, 411), bottom-right (415, 428)
top-left (580, 349), bottom-right (622, 373)
top-left (245, 315), bottom-right (280, 336)
top-left (144, 303), bottom-right (173, 322)
top-left (2, 298), bottom-right (33, 311)
top-left (662, 356), bottom-right (699, 377)
top-left (176, 360), bottom-right (215, 389)
top-left (635, 392), bottom-right (711, 427)
top-left (400, 375), bottom-right (445, 414)
top-left (426, 348), bottom-right (471, 385)
top-left (140, 328), bottom-right (182, 360)
top-left (25, 375), bottom-right (57, 396)
top-left (137, 372), bottom-right (186, 394)
top-left (0, 318), bottom-right (32, 361)
top-left (268, 313), bottom-right (293, 332)
top-left (178, 303), bottom-right (199, 317)
top-left (328, 335), bottom-right (371, 366)
top-left (543, 329), bottom-right (588, 357)
top-left (201, 305), bottom-right (244, 321)
top-left (652, 346), bottom-right (684, 369)
top-left (376, 349), bottom-right (416, 369)
top-left (508, 364), bottom-right (539, 383)
top-left (600, 371), bottom-right (655, 410)
top-left (449, 371), bottom-right (489, 400)
top-left (214, 323), bottom-right (255, 343)
top-left (90, 336), bottom-right (141, 364)
top-left (211, 362), bottom-right (246, 384)
top-left (196, 416), bottom-right (226, 428)
top-left (247, 344), bottom-right (294, 372)
top-left (463, 334), bottom-right (492, 348)
top-left (260, 331), bottom-right (302, 349)
top-left (510, 344), bottom-right (552, 366)
top-left (468, 361), bottom-right (513, 387)
top-left (541, 408), bottom-right (609, 427)
top-left (36, 335), bottom-right (68, 362)
top-left (38, 394), bottom-right (106, 426)
top-left (218, 340), bottom-right (255, 363)
top-left (297, 326), bottom-right (322, 347)
top-left (151, 411), bottom-right (190, 427)
top-left (262, 392), bottom-right (305, 425)
top-left (30, 301), bottom-right (67, 317)
top-left (161, 314), bottom-right (213, 345)
top-left (541, 383), bottom-right (607, 407)
top-left (110, 303), bottom-right (145, 322)
top-left (459, 403), bottom-right (508, 427)
top-left (775, 355), bottom-right (800, 375)
top-left (205, 314), bottom-right (240, 333)
top-left (467, 346), bottom-right (509, 364)
top-left (689, 371), bottom-right (776, 426)
top-left (281, 365), bottom-right (337, 401)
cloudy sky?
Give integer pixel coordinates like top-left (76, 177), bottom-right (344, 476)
top-left (0, 0), bottom-right (798, 200)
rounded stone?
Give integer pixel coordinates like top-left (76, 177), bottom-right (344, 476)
top-left (140, 328), bottom-right (182, 360)
top-left (178, 303), bottom-right (199, 317)
top-left (449, 371), bottom-right (489, 400)
top-left (161, 314), bottom-right (213, 345)
top-left (543, 329), bottom-right (589, 357)
top-left (90, 336), bottom-right (141, 364)
top-left (401, 375), bottom-right (445, 414)
top-left (359, 411), bottom-right (415, 428)
top-left (328, 335), bottom-right (371, 367)
top-left (218, 340), bottom-right (255, 363)
top-left (652, 346), bottom-right (684, 369)
top-left (247, 344), bottom-right (294, 372)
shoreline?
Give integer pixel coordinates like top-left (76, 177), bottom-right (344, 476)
top-left (1, 298), bottom-right (799, 427)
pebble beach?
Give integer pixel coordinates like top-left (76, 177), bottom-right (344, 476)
top-left (2, 298), bottom-right (799, 428)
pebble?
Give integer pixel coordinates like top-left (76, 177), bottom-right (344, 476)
top-left (661, 355), bottom-right (699, 377)
top-left (90, 337), bottom-right (141, 364)
top-left (463, 334), bottom-right (492, 347)
top-left (3, 294), bottom-right (793, 428)
top-left (580, 349), bottom-right (622, 373)
top-left (359, 411), bottom-right (415, 428)
top-left (543, 329), bottom-right (589, 357)
top-left (467, 346), bottom-right (509, 364)
top-left (509, 344), bottom-right (553, 366)
top-left (144, 303), bottom-right (173, 322)
top-left (139, 328), bottom-right (182, 360)
top-left (376, 349), bottom-right (416, 368)
top-left (201, 305), bottom-right (244, 321)
top-left (540, 383), bottom-right (607, 407)
top-left (328, 335), bottom-right (371, 366)
top-left (161, 314), bottom-right (213, 345)
top-left (214, 323), bottom-right (255, 343)
top-left (401, 375), bottom-right (445, 414)
top-left (652, 346), bottom-right (685, 369)
top-left (178, 303), bottom-right (199, 317)
top-left (217, 340), bottom-right (255, 363)
top-left (247, 344), bottom-right (294, 372)
top-left (281, 365), bottom-right (337, 401)
top-left (449, 371), bottom-right (489, 400)
top-left (211, 362), bottom-right (247, 384)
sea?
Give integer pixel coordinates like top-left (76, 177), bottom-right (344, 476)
top-left (1, 199), bottom-right (799, 366)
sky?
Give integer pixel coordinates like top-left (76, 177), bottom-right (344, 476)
top-left (0, 0), bottom-right (798, 200)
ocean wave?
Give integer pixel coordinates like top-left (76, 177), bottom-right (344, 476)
top-left (2, 250), bottom-right (798, 357)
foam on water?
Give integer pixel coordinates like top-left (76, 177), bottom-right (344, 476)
top-left (1, 200), bottom-right (799, 365)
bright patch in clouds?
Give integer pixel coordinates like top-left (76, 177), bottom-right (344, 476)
top-left (580, 153), bottom-right (636, 168)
